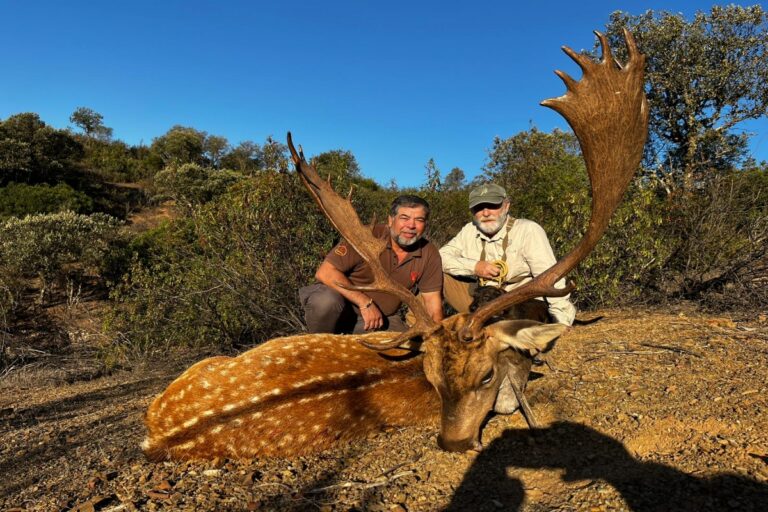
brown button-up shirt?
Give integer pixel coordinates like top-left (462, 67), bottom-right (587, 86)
top-left (324, 224), bottom-right (443, 316)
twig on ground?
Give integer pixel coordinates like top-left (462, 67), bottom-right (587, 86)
top-left (306, 470), bottom-right (415, 494)
top-left (585, 350), bottom-right (667, 362)
top-left (377, 452), bottom-right (423, 478)
top-left (638, 342), bottom-right (703, 358)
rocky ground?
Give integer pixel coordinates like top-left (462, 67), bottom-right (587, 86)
top-left (1, 305), bottom-right (767, 511)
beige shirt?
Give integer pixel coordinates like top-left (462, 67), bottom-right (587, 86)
top-left (439, 218), bottom-right (576, 325)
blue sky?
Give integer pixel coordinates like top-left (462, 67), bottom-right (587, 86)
top-left (1, 1), bottom-right (765, 187)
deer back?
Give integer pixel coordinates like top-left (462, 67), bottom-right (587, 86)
top-left (142, 332), bottom-right (438, 460)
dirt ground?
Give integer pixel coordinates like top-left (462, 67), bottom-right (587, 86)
top-left (1, 304), bottom-right (767, 511)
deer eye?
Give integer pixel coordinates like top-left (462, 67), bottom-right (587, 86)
top-left (480, 369), bottom-right (494, 386)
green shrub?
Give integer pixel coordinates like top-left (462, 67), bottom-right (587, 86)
top-left (658, 169), bottom-right (768, 308)
top-left (0, 181), bottom-right (93, 219)
top-left (152, 163), bottom-right (245, 211)
top-left (0, 211), bottom-right (122, 306)
top-left (105, 171), bottom-right (341, 360)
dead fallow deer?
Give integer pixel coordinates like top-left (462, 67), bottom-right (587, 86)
top-left (142, 29), bottom-right (647, 460)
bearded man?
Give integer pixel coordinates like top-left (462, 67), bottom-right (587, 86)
top-left (299, 195), bottom-right (444, 334)
top-left (440, 183), bottom-right (575, 325)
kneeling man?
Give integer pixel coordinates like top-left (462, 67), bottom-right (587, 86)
top-left (440, 183), bottom-right (575, 325)
top-left (300, 195), bottom-right (444, 334)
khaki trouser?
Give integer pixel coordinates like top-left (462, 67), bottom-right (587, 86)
top-left (442, 273), bottom-right (476, 314)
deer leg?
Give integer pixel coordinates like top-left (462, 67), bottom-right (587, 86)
top-left (511, 382), bottom-right (540, 429)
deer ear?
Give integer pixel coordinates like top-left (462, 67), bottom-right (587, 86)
top-left (486, 321), bottom-right (568, 354)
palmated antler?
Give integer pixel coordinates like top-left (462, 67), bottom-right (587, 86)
top-left (287, 133), bottom-right (439, 348)
top-left (462, 29), bottom-right (649, 341)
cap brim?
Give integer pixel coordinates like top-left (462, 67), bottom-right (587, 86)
top-left (469, 196), bottom-right (506, 209)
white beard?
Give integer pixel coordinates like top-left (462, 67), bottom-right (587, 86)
top-left (473, 210), bottom-right (509, 236)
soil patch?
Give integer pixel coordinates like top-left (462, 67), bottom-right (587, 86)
top-left (2, 307), bottom-right (767, 511)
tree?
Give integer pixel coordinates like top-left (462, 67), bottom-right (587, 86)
top-left (203, 135), bottom-right (229, 169)
top-left (443, 167), bottom-right (466, 191)
top-left (69, 107), bottom-right (113, 141)
top-left (602, 5), bottom-right (768, 191)
top-left (483, 127), bottom-right (582, 196)
top-left (0, 113), bottom-right (83, 184)
top-left (261, 136), bottom-right (290, 173)
top-left (313, 149), bottom-right (361, 181)
top-left (149, 126), bottom-right (206, 168)
top-left (220, 140), bottom-right (261, 174)
top-left (423, 158), bottom-right (441, 191)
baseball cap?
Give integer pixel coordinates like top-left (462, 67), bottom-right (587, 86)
top-left (468, 183), bottom-right (507, 209)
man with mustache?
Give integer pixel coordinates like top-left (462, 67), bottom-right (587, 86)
top-left (440, 183), bottom-right (575, 325)
top-left (300, 195), bottom-right (444, 334)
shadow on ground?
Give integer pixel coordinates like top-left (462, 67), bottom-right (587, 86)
top-left (447, 421), bottom-right (768, 511)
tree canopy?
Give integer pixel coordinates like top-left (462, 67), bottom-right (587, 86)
top-left (602, 5), bottom-right (768, 191)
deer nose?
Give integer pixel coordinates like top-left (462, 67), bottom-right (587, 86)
top-left (437, 435), bottom-right (483, 453)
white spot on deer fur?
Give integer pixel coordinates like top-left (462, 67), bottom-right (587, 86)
top-left (270, 387), bottom-right (282, 396)
top-left (211, 425), bottom-right (224, 434)
top-left (223, 404), bottom-right (236, 412)
top-left (220, 370), bottom-right (229, 377)
top-left (201, 379), bottom-right (212, 389)
top-left (202, 409), bottom-right (215, 417)
top-left (312, 425), bottom-right (321, 432)
top-left (250, 394), bottom-right (263, 404)
top-left (233, 418), bottom-right (243, 426)
top-left (251, 411), bottom-right (263, 419)
top-left (183, 417), bottom-right (199, 428)
top-left (298, 434), bottom-right (307, 443)
top-left (229, 376), bottom-right (237, 384)
top-left (177, 440), bottom-right (196, 450)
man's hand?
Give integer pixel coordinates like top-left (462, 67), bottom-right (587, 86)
top-left (359, 302), bottom-right (384, 331)
top-left (475, 261), bottom-right (501, 279)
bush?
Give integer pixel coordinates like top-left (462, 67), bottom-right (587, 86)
top-left (0, 181), bottom-right (93, 219)
top-left (105, 171), bottom-right (342, 360)
top-left (0, 211), bottom-right (122, 308)
top-left (658, 169), bottom-right (768, 309)
top-left (152, 163), bottom-right (245, 211)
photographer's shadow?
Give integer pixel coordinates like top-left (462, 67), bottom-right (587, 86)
top-left (447, 421), bottom-right (768, 511)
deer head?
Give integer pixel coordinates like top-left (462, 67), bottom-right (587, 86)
top-left (288, 29), bottom-right (647, 451)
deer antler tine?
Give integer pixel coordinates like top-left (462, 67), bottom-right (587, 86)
top-left (594, 30), bottom-right (614, 65)
top-left (623, 27), bottom-right (640, 61)
top-left (553, 69), bottom-right (578, 93)
top-left (347, 185), bottom-right (355, 201)
top-left (287, 132), bottom-right (300, 163)
top-left (561, 45), bottom-right (593, 73)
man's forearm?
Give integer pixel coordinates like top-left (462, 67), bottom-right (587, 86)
top-left (315, 262), bottom-right (371, 308)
